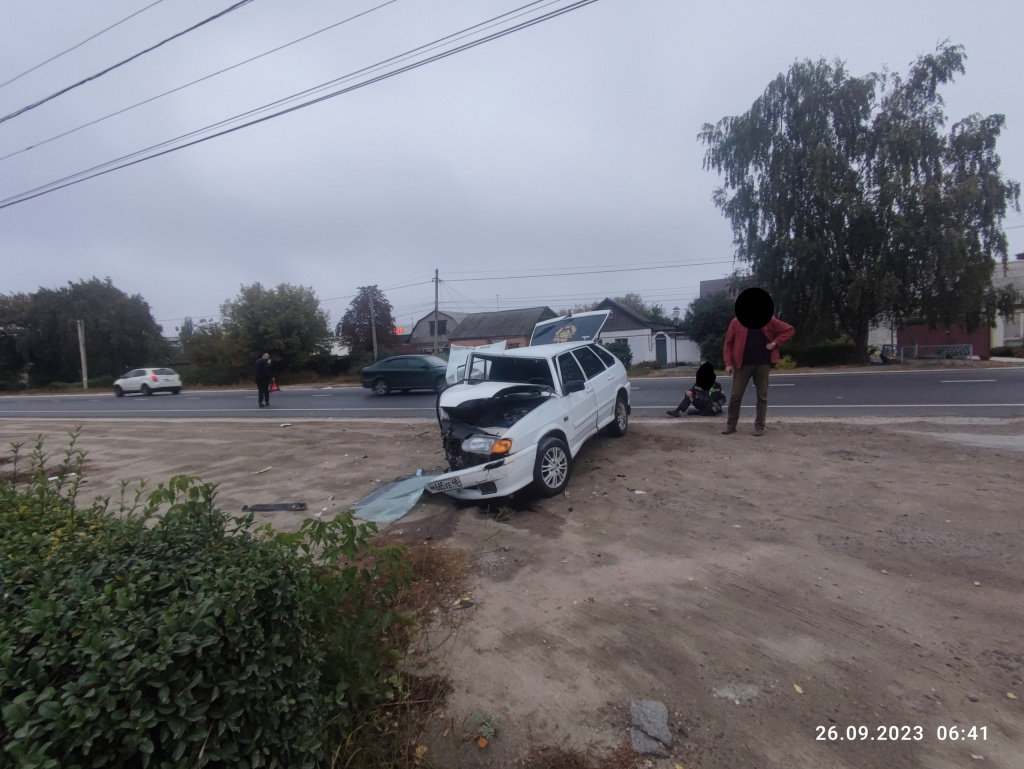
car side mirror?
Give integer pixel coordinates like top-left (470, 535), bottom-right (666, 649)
top-left (564, 379), bottom-right (586, 394)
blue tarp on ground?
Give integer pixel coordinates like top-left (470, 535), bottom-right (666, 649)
top-left (352, 473), bottom-right (440, 525)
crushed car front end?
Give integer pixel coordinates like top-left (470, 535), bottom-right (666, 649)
top-left (426, 382), bottom-right (556, 500)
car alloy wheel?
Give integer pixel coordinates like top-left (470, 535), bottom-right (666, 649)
top-left (373, 379), bottom-right (390, 396)
top-left (533, 436), bottom-right (571, 497)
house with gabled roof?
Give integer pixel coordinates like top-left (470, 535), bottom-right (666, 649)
top-left (592, 297), bottom-right (700, 366)
top-left (447, 306), bottom-right (557, 349)
top-left (407, 310), bottom-right (467, 353)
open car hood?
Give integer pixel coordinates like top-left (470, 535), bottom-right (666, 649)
top-left (439, 381), bottom-right (552, 409)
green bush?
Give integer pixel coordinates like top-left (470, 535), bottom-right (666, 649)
top-left (785, 337), bottom-right (856, 367)
top-left (601, 340), bottom-right (632, 369)
top-left (1, 435), bottom-right (413, 769)
top-left (87, 375), bottom-right (115, 389)
top-left (775, 354), bottom-right (797, 370)
top-left (179, 363), bottom-right (243, 387)
top-left (990, 346), bottom-right (1024, 358)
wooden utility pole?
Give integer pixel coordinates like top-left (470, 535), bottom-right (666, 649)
top-left (368, 287), bottom-right (379, 362)
top-left (76, 319), bottom-right (88, 389)
top-left (432, 269), bottom-right (439, 355)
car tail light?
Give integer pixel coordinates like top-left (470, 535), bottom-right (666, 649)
top-left (151, 375), bottom-right (158, 381)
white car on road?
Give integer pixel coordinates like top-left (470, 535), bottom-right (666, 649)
top-left (113, 368), bottom-right (182, 396)
top-left (426, 312), bottom-right (630, 500)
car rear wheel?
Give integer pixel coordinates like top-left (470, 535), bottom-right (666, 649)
top-left (373, 379), bottom-right (390, 396)
top-left (171, 388), bottom-right (181, 395)
top-left (141, 384), bottom-right (152, 396)
top-left (114, 385), bottom-right (123, 397)
top-left (605, 394), bottom-right (629, 437)
top-left (533, 436), bottom-right (572, 497)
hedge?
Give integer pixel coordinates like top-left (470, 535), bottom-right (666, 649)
top-left (1, 435), bottom-right (413, 769)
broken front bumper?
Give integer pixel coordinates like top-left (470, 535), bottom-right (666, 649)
top-left (425, 443), bottom-right (538, 500)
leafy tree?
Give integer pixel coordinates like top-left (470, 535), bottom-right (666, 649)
top-left (15, 278), bottom-right (167, 384)
top-left (337, 285), bottom-right (397, 357)
top-left (177, 317), bottom-right (228, 366)
top-left (220, 283), bottom-right (332, 373)
top-left (0, 293), bottom-right (31, 388)
top-left (701, 42), bottom-right (1021, 362)
top-left (678, 292), bottom-right (734, 368)
top-left (614, 292), bottom-right (675, 324)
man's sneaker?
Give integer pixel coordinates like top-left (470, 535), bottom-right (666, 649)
top-left (666, 409), bottom-right (682, 418)
top-left (721, 426), bottom-right (736, 435)
top-left (752, 426), bottom-right (765, 436)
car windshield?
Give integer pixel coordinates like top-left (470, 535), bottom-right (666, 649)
top-left (465, 354), bottom-right (553, 387)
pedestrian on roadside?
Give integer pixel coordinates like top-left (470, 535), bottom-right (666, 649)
top-left (255, 352), bottom-right (272, 408)
top-left (667, 361), bottom-right (726, 417)
top-left (722, 288), bottom-right (794, 436)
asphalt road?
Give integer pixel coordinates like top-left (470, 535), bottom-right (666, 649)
top-left (1, 368), bottom-right (1022, 420)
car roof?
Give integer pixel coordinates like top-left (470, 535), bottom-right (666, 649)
top-left (473, 341), bottom-right (602, 362)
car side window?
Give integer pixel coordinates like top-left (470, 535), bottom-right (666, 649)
top-left (390, 359), bottom-right (409, 370)
top-left (557, 352), bottom-right (586, 390)
top-left (572, 346), bottom-right (607, 380)
top-left (128, 370), bottom-right (143, 378)
top-left (591, 344), bottom-right (617, 367)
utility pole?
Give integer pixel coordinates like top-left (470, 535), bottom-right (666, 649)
top-left (368, 287), bottom-right (379, 362)
top-left (432, 268), bottom-right (439, 355)
top-left (76, 319), bottom-right (88, 389)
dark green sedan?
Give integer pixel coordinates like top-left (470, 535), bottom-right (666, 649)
top-left (360, 355), bottom-right (448, 396)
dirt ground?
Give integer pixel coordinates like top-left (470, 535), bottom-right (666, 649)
top-left (2, 415), bottom-right (1022, 769)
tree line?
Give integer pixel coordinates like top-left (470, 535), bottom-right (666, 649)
top-left (0, 280), bottom-right (402, 389)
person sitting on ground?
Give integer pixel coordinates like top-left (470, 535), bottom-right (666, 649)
top-left (667, 361), bottom-right (726, 417)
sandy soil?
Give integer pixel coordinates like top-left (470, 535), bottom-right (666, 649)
top-left (2, 416), bottom-right (1022, 769)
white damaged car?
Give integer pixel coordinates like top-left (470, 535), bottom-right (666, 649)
top-left (426, 312), bottom-right (630, 500)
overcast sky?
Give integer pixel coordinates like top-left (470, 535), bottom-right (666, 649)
top-left (2, 0), bottom-right (1022, 334)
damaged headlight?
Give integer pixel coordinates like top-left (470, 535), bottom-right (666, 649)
top-left (461, 435), bottom-right (513, 455)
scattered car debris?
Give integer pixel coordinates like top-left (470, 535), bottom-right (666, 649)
top-left (241, 502), bottom-right (306, 512)
top-left (250, 466), bottom-right (272, 475)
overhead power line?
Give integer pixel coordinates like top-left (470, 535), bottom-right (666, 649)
top-left (0, 0), bottom-right (599, 210)
top-left (0, 0), bottom-right (167, 91)
top-left (0, 0), bottom-right (255, 126)
top-left (0, 0), bottom-right (399, 164)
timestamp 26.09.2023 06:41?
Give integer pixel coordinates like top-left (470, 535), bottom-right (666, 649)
top-left (815, 725), bottom-right (987, 741)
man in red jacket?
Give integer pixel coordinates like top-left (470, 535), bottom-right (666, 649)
top-left (722, 288), bottom-right (795, 436)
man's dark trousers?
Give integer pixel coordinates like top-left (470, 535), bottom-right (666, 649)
top-left (726, 364), bottom-right (771, 429)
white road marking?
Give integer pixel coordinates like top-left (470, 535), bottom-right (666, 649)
top-left (769, 383), bottom-right (795, 387)
top-left (940, 379), bottom-right (997, 383)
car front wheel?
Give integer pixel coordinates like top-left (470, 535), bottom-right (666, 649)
top-left (533, 436), bottom-right (572, 497)
top-left (434, 376), bottom-right (447, 394)
top-left (114, 385), bottom-right (123, 397)
top-left (605, 394), bottom-right (629, 437)
top-left (373, 379), bottom-right (390, 396)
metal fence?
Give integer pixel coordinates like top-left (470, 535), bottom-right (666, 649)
top-left (896, 343), bottom-right (974, 365)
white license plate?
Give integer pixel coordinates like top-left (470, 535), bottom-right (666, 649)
top-left (428, 477), bottom-right (463, 492)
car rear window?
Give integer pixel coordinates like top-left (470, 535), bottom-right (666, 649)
top-left (154, 368), bottom-right (177, 375)
top-left (571, 346), bottom-right (607, 379)
top-left (591, 345), bottom-right (617, 367)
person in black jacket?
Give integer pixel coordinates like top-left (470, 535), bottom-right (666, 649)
top-left (255, 353), bottom-right (272, 408)
top-left (667, 361), bottom-right (726, 417)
